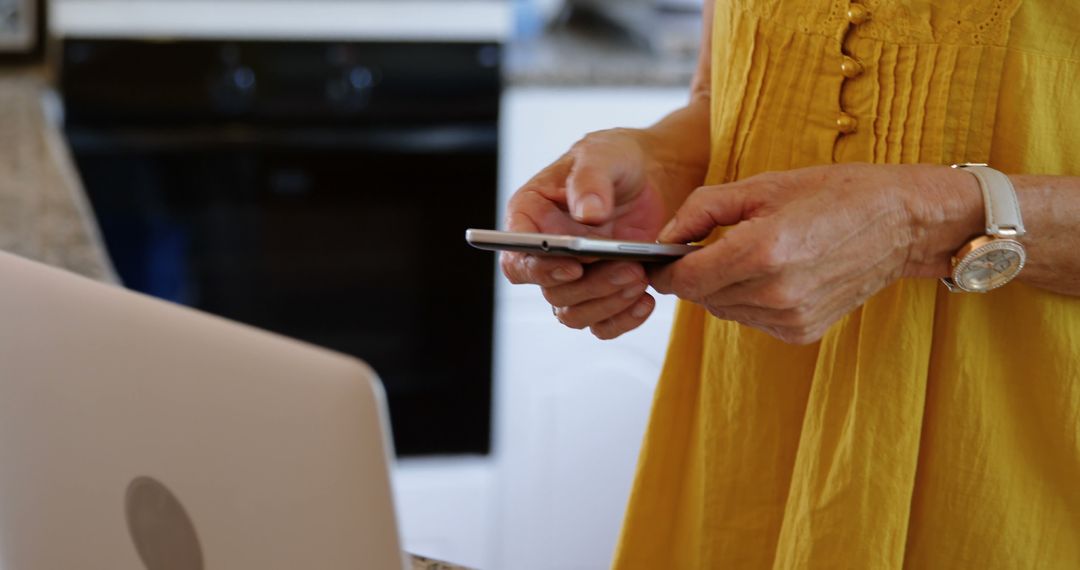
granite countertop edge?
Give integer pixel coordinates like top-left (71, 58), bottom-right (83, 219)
top-left (502, 26), bottom-right (698, 88)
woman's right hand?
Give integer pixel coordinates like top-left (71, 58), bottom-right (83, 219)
top-left (500, 128), bottom-right (672, 340)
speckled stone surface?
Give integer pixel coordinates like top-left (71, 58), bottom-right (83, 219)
top-left (503, 14), bottom-right (700, 87)
top-left (410, 554), bottom-right (473, 570)
top-left (0, 69), bottom-right (116, 282)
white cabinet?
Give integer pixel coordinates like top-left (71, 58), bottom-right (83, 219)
top-left (394, 86), bottom-right (689, 570)
top-left (493, 86), bottom-right (690, 570)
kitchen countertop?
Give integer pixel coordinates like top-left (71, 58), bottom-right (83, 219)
top-left (410, 554), bottom-right (473, 570)
top-left (503, 12), bottom-right (701, 87)
top-left (0, 68), bottom-right (115, 282)
top-left (51, 0), bottom-right (695, 89)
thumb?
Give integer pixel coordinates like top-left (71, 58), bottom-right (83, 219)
top-left (565, 155), bottom-right (619, 226)
top-left (658, 185), bottom-right (750, 244)
top-left (564, 131), bottom-right (652, 226)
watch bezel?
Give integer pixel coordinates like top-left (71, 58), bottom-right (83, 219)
top-left (951, 236), bottom-right (1027, 293)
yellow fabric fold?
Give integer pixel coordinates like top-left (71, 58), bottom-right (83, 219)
top-left (613, 1), bottom-right (1080, 568)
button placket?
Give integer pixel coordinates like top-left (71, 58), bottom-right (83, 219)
top-left (835, 2), bottom-right (871, 137)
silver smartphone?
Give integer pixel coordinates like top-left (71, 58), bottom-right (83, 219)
top-left (465, 229), bottom-right (700, 262)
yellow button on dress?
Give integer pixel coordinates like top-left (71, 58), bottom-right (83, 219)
top-left (613, 1), bottom-right (1080, 568)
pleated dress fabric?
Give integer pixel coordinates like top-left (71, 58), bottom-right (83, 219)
top-left (613, 1), bottom-right (1080, 568)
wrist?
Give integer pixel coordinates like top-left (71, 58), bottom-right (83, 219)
top-left (901, 164), bottom-right (985, 279)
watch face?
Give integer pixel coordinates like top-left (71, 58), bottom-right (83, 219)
top-left (955, 239), bottom-right (1026, 292)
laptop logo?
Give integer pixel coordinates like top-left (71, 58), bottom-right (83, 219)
top-left (125, 476), bottom-right (205, 570)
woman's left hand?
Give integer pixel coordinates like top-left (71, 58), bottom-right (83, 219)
top-left (650, 163), bottom-right (983, 344)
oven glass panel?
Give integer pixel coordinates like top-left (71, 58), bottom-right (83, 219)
top-left (64, 40), bottom-right (498, 456)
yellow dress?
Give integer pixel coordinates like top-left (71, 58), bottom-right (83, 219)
top-left (613, 1), bottom-right (1080, 568)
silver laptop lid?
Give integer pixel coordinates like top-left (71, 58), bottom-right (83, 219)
top-left (0, 250), bottom-right (407, 570)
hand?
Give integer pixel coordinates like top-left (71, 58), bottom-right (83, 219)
top-left (500, 129), bottom-right (672, 339)
top-left (650, 163), bottom-right (982, 344)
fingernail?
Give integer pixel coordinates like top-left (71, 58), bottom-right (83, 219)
top-left (623, 286), bottom-right (642, 299)
top-left (658, 218), bottom-right (677, 242)
top-left (610, 267), bottom-right (639, 285)
top-left (574, 194), bottom-right (605, 221)
top-left (632, 299), bottom-right (651, 318)
top-left (552, 267), bottom-right (576, 282)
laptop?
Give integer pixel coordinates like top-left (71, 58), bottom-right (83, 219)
top-left (0, 250), bottom-right (408, 570)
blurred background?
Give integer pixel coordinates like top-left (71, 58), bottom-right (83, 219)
top-left (2, 0), bottom-right (702, 567)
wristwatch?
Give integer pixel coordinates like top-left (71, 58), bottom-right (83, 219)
top-left (942, 163), bottom-right (1027, 293)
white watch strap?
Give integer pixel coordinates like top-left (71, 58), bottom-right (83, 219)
top-left (953, 164), bottom-right (1026, 237)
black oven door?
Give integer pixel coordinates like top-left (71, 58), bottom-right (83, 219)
top-left (63, 40), bottom-right (499, 456)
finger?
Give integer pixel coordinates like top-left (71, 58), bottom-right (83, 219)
top-left (542, 261), bottom-right (646, 307)
top-left (647, 262), bottom-right (677, 296)
top-left (648, 222), bottom-right (775, 301)
top-left (501, 188), bottom-right (584, 286)
top-left (707, 304), bottom-right (824, 345)
top-left (526, 153), bottom-right (575, 197)
top-left (648, 256), bottom-right (786, 308)
top-left (707, 303), bottom-right (788, 327)
top-left (697, 276), bottom-right (795, 310)
top-left (589, 293), bottom-right (656, 340)
top-left (565, 137), bottom-right (644, 226)
top-left (501, 251), bottom-right (584, 287)
top-left (657, 184), bottom-right (751, 244)
top-left (566, 157), bottom-right (615, 225)
top-left (504, 184), bottom-right (579, 235)
top-left (555, 285), bottom-right (648, 330)
top-left (505, 154), bottom-right (607, 237)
